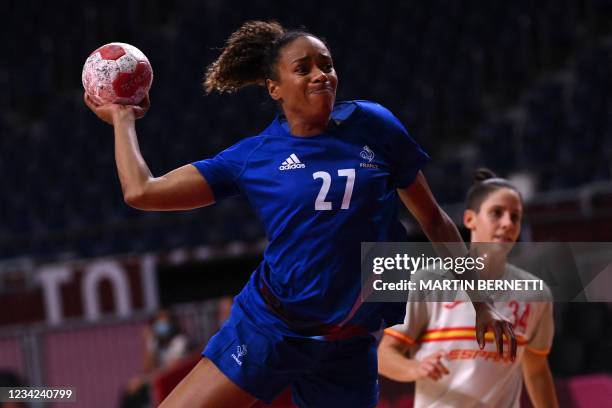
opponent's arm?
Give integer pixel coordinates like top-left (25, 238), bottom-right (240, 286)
top-left (378, 333), bottom-right (448, 382)
top-left (84, 94), bottom-right (215, 210)
top-left (522, 350), bottom-right (559, 408)
top-left (397, 171), bottom-right (516, 360)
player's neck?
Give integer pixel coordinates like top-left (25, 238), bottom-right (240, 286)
top-left (284, 112), bottom-right (331, 137)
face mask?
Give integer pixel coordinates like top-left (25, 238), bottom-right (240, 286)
top-left (153, 321), bottom-right (172, 338)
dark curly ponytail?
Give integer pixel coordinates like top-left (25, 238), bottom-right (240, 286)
top-left (204, 20), bottom-right (322, 94)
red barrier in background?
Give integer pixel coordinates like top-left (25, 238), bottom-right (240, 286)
top-left (0, 336), bottom-right (25, 378)
top-left (43, 321), bottom-right (145, 408)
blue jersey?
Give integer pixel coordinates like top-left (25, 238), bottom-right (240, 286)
top-left (193, 100), bottom-right (429, 335)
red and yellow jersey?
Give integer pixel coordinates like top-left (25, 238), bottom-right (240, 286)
top-left (385, 264), bottom-right (553, 408)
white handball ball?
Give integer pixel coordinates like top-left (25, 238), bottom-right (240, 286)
top-left (82, 42), bottom-right (153, 105)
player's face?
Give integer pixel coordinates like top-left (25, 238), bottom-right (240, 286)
top-left (267, 36), bottom-right (338, 124)
top-left (464, 188), bottom-right (523, 245)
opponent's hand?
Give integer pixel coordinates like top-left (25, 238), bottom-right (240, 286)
top-left (474, 301), bottom-right (516, 361)
top-left (413, 351), bottom-right (449, 381)
top-left (83, 92), bottom-right (150, 125)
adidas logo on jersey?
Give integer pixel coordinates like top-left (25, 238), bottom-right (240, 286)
top-left (279, 154), bottom-right (306, 170)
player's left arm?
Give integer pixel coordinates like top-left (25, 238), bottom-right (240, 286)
top-left (522, 301), bottom-right (557, 408)
top-left (397, 171), bottom-right (463, 245)
top-left (397, 171), bottom-right (516, 360)
top-left (522, 350), bottom-right (559, 408)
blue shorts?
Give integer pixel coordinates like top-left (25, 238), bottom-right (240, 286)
top-left (203, 306), bottom-right (379, 407)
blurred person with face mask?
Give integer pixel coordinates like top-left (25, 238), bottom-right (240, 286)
top-left (121, 309), bottom-right (191, 408)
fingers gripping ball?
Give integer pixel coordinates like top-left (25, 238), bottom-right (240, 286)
top-left (82, 43), bottom-right (153, 105)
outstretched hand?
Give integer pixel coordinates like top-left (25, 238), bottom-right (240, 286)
top-left (83, 93), bottom-right (150, 125)
top-left (415, 350), bottom-right (449, 381)
top-left (474, 302), bottom-right (517, 361)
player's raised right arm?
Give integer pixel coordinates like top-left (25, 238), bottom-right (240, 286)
top-left (84, 93), bottom-right (215, 211)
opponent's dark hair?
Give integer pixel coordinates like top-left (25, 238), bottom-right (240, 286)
top-left (465, 168), bottom-right (522, 211)
top-left (204, 20), bottom-right (323, 94)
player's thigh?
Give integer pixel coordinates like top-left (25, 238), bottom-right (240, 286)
top-left (292, 336), bottom-right (379, 407)
top-left (159, 357), bottom-right (257, 408)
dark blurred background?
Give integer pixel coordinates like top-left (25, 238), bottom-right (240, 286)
top-left (1, 0), bottom-right (612, 406)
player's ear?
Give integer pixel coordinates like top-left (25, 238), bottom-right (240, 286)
top-left (266, 79), bottom-right (282, 101)
top-left (463, 209), bottom-right (477, 231)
